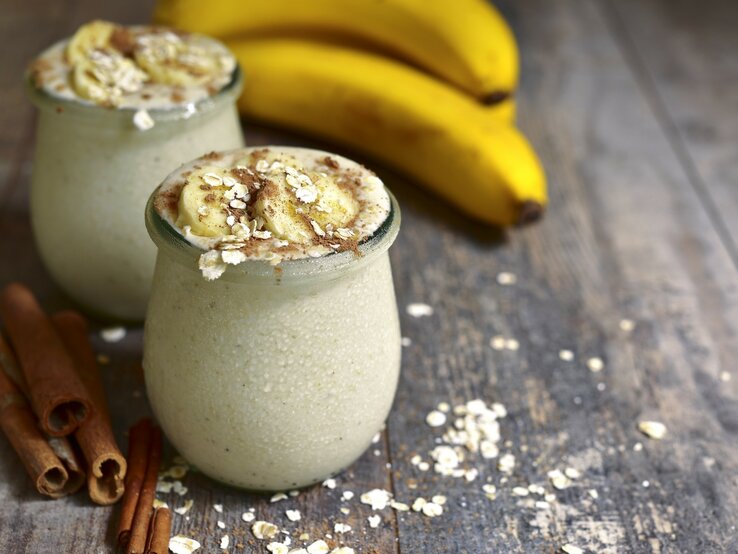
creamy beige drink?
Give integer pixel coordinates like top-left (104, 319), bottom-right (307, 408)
top-left (27, 21), bottom-right (244, 320)
top-left (143, 147), bottom-right (401, 490)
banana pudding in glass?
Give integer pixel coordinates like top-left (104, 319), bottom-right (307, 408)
top-left (143, 146), bottom-right (401, 490)
top-left (27, 21), bottom-right (244, 320)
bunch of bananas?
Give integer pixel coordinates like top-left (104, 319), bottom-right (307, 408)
top-left (154, 0), bottom-right (547, 226)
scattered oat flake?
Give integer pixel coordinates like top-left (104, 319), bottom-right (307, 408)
top-left (588, 489), bottom-right (599, 499)
top-left (422, 502), bottom-right (443, 517)
top-left (401, 337), bottom-right (412, 347)
top-left (133, 109), bottom-right (154, 131)
top-left (559, 349), bottom-right (574, 361)
top-left (505, 338), bottom-right (520, 351)
top-left (431, 495), bottom-right (447, 505)
top-left (307, 540), bottom-right (330, 554)
top-left (490, 335), bottom-right (506, 350)
top-left (512, 487), bottom-right (529, 497)
top-left (633, 442), bottom-right (643, 452)
top-left (498, 453), bottom-right (516, 474)
top-left (389, 500), bottom-right (409, 511)
top-left (242, 511), bottom-right (255, 522)
top-left (564, 467), bottom-right (582, 479)
top-left (174, 499), bottom-right (193, 515)
top-left (425, 410), bottom-right (447, 427)
top-left (252, 521), bottom-right (280, 540)
top-left (213, 504), bottom-right (223, 513)
top-left (340, 507), bottom-right (350, 515)
top-left (322, 478), bottom-right (337, 489)
top-left (220, 535), bottom-right (229, 550)
top-left (217, 521), bottom-right (226, 529)
top-left (496, 271), bottom-right (517, 285)
top-left (334, 523), bottom-right (351, 534)
top-left (341, 490), bottom-right (354, 501)
top-left (638, 420), bottom-right (667, 440)
top-left (642, 480), bottom-right (650, 488)
top-left (100, 326), bottom-right (126, 342)
top-left (548, 469), bottom-right (572, 490)
top-left (561, 544), bottom-right (584, 554)
top-left (169, 535), bottom-right (201, 554)
top-left (360, 488), bottom-right (392, 510)
top-left (285, 509), bottom-right (301, 522)
top-left (411, 497), bottom-right (427, 512)
top-left (587, 357), bottom-right (604, 372)
top-left (720, 371), bottom-right (731, 382)
top-left (619, 318), bottom-right (635, 332)
top-left (267, 543), bottom-right (289, 554)
top-left (153, 499), bottom-right (168, 509)
top-left (270, 492), bottom-right (288, 503)
top-left (368, 515), bottom-right (381, 528)
top-left (406, 303), bottom-right (434, 317)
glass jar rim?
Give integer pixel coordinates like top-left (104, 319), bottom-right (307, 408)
top-left (145, 185), bottom-right (401, 286)
top-left (25, 44), bottom-right (243, 123)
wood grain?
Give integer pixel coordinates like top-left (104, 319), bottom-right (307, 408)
top-left (605, 0), bottom-right (738, 263)
top-left (0, 0), bottom-right (737, 553)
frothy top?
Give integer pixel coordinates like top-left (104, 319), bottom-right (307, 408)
top-left (29, 20), bottom-right (236, 110)
top-left (154, 147), bottom-right (392, 280)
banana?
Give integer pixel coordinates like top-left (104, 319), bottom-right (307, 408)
top-left (134, 32), bottom-right (234, 87)
top-left (228, 39), bottom-right (546, 226)
top-left (71, 51), bottom-right (148, 104)
top-left (154, 0), bottom-right (518, 101)
top-left (66, 20), bottom-right (117, 65)
top-left (250, 153), bottom-right (359, 241)
top-left (175, 166), bottom-right (233, 237)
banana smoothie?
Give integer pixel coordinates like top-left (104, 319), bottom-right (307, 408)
top-left (27, 21), bottom-right (244, 320)
top-left (143, 147), bottom-right (401, 490)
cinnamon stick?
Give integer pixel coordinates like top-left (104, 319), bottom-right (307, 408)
top-left (117, 418), bottom-right (154, 549)
top-left (0, 283), bottom-right (93, 436)
top-left (0, 363), bottom-right (71, 498)
top-left (52, 311), bottom-right (127, 505)
top-left (145, 507), bottom-right (172, 554)
top-left (127, 425), bottom-right (163, 554)
top-left (0, 334), bottom-right (85, 497)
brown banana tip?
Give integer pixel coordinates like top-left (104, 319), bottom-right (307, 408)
top-left (481, 91), bottom-right (511, 106)
top-left (517, 201), bottom-right (545, 226)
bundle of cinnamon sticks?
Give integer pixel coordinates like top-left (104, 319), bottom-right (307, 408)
top-left (0, 283), bottom-right (171, 552)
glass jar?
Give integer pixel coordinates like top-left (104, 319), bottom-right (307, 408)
top-left (143, 189), bottom-right (401, 491)
top-left (26, 68), bottom-right (244, 321)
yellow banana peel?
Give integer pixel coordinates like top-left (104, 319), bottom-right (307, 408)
top-left (154, 0), bottom-right (518, 101)
top-left (229, 39), bottom-right (546, 226)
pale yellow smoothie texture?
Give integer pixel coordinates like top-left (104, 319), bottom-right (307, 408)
top-left (144, 147), bottom-right (401, 490)
top-left (27, 21), bottom-right (244, 319)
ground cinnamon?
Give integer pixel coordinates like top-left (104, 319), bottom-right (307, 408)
top-left (0, 283), bottom-right (93, 436)
top-left (126, 425), bottom-right (163, 554)
top-left (117, 418), bottom-right (154, 548)
top-left (145, 507), bottom-right (172, 554)
top-left (52, 310), bottom-right (127, 505)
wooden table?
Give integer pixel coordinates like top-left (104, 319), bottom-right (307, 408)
top-left (1, 0), bottom-right (737, 552)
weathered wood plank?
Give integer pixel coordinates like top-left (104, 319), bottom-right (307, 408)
top-left (603, 0), bottom-right (738, 262)
top-left (385, 0), bottom-right (738, 552)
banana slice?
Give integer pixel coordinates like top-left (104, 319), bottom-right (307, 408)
top-left (176, 167), bottom-right (233, 237)
top-left (251, 154), bottom-right (359, 242)
top-left (134, 32), bottom-right (230, 86)
top-left (71, 50), bottom-right (147, 104)
top-left (66, 20), bottom-right (117, 65)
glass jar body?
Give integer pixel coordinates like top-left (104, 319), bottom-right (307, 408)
top-left (29, 94), bottom-right (244, 320)
top-left (143, 202), bottom-right (401, 490)
top-left (144, 251), bottom-right (401, 490)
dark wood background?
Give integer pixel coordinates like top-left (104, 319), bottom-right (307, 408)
top-left (1, 0), bottom-right (737, 552)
